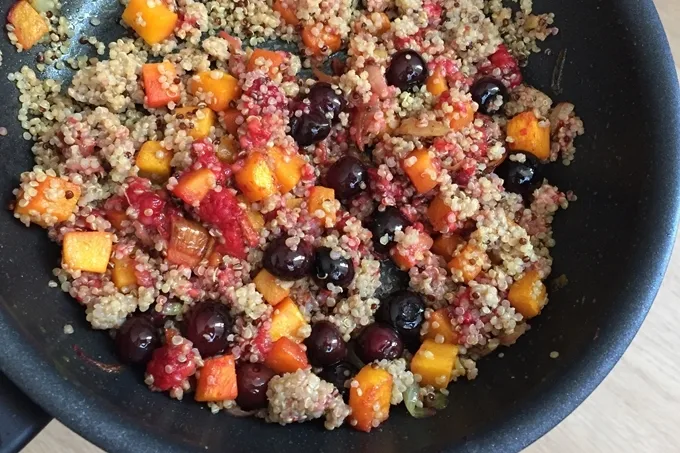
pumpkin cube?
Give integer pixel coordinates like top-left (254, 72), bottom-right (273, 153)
top-left (247, 49), bottom-right (285, 78)
top-left (411, 340), bottom-right (458, 389)
top-left (142, 62), bottom-right (180, 108)
top-left (506, 111), bottom-right (551, 160)
top-left (62, 232), bottom-right (113, 274)
top-left (195, 355), bottom-right (238, 402)
top-left (188, 70), bottom-right (240, 112)
top-left (508, 270), bottom-right (547, 319)
top-left (269, 297), bottom-right (308, 342)
top-left (269, 146), bottom-right (305, 193)
top-left (308, 186), bottom-right (337, 226)
top-left (422, 308), bottom-right (458, 344)
top-left (447, 242), bottom-right (488, 283)
top-left (426, 69), bottom-right (448, 97)
top-left (175, 107), bottom-right (216, 140)
top-left (264, 338), bottom-right (309, 374)
top-left (136, 140), bottom-right (173, 182)
top-left (349, 365), bottom-right (393, 432)
top-left (301, 24), bottom-right (341, 56)
top-left (14, 176), bottom-right (81, 228)
top-left (401, 148), bottom-right (439, 194)
top-left (122, 0), bottom-right (178, 45)
top-left (221, 108), bottom-right (241, 136)
top-left (390, 228), bottom-right (433, 271)
top-left (8, 1), bottom-right (49, 50)
top-left (446, 101), bottom-right (475, 131)
top-left (427, 195), bottom-right (453, 233)
top-left (106, 210), bottom-right (129, 230)
top-left (216, 136), bottom-right (238, 163)
top-left (172, 168), bottom-right (217, 206)
top-left (234, 153), bottom-right (277, 202)
top-left (112, 255), bottom-right (138, 290)
top-left (431, 234), bottom-right (464, 262)
top-left (273, 0), bottom-right (299, 26)
top-left (253, 268), bottom-right (290, 306)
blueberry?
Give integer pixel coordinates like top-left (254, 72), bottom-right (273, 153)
top-left (313, 247), bottom-right (355, 289)
top-left (263, 236), bottom-right (314, 280)
top-left (324, 156), bottom-right (367, 200)
top-left (304, 321), bottom-right (348, 367)
top-left (377, 290), bottom-right (425, 339)
top-left (386, 50), bottom-right (428, 92)
top-left (471, 77), bottom-right (508, 115)
top-left (494, 151), bottom-right (543, 196)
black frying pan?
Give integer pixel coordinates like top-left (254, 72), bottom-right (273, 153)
top-left (1, 0), bottom-right (679, 452)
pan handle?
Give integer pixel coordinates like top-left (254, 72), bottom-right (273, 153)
top-left (0, 373), bottom-right (51, 453)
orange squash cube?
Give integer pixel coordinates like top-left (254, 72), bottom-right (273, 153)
top-left (264, 338), bottom-right (309, 374)
top-left (302, 24), bottom-right (342, 56)
top-left (112, 255), bottom-right (138, 290)
top-left (172, 168), bottom-right (217, 206)
top-left (14, 176), bottom-right (81, 228)
top-left (221, 108), bottom-right (241, 136)
top-left (349, 365), bottom-right (393, 432)
top-left (269, 146), bottom-right (305, 193)
top-left (142, 62), bottom-right (180, 108)
top-left (508, 270), bottom-right (547, 319)
top-left (195, 355), bottom-right (238, 402)
top-left (431, 234), bottom-right (464, 262)
top-left (7, 1), bottom-right (49, 50)
top-left (122, 0), bottom-right (178, 45)
top-left (411, 340), bottom-right (458, 389)
top-left (188, 70), bottom-right (240, 112)
top-left (273, 0), bottom-right (299, 26)
top-left (234, 153), bottom-right (277, 202)
top-left (447, 101), bottom-right (475, 131)
top-left (448, 243), bottom-right (488, 283)
top-left (401, 148), bottom-right (439, 194)
top-left (390, 228), bottom-right (434, 271)
top-left (426, 69), bottom-right (448, 97)
top-left (269, 297), bottom-right (308, 342)
top-left (422, 308), bottom-right (458, 344)
top-left (175, 107), bottom-right (216, 140)
top-left (247, 49), bottom-right (285, 78)
top-left (286, 197), bottom-right (304, 210)
top-left (427, 195), bottom-right (453, 232)
top-left (136, 140), bottom-right (173, 182)
top-left (253, 268), bottom-right (290, 306)
top-left (62, 232), bottom-right (113, 274)
top-left (106, 210), bottom-right (129, 230)
top-left (506, 111), bottom-right (551, 160)
top-left (308, 186), bottom-right (337, 226)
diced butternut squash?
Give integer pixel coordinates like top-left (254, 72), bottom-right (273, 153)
top-left (216, 136), bottom-right (238, 163)
top-left (15, 176), bottom-right (81, 228)
top-left (507, 270), bottom-right (547, 319)
top-left (136, 141), bottom-right (173, 182)
top-left (106, 210), bottom-right (128, 230)
top-left (253, 268), bottom-right (290, 306)
top-left (247, 49), bottom-right (284, 78)
top-left (422, 308), bottom-right (458, 344)
top-left (427, 195), bottom-right (453, 233)
top-left (302, 25), bottom-right (342, 56)
top-left (401, 148), bottom-right (439, 194)
top-left (273, 0), bottom-right (299, 26)
top-left (142, 62), bottom-right (180, 108)
top-left (307, 186), bottom-right (337, 226)
top-left (431, 234), bottom-right (464, 262)
top-left (188, 70), bottom-right (240, 112)
top-left (244, 206), bottom-right (265, 232)
top-left (286, 197), bottom-right (304, 209)
top-left (8, 1), bottom-right (49, 50)
top-left (411, 340), bottom-right (458, 389)
top-left (112, 255), bottom-right (138, 290)
top-left (390, 228), bottom-right (433, 271)
top-left (506, 111), bottom-right (551, 160)
top-left (264, 338), bottom-right (309, 374)
top-left (195, 355), bottom-right (238, 402)
top-left (221, 108), bottom-right (241, 136)
top-left (269, 297), bottom-right (308, 342)
top-left (234, 153), bottom-right (277, 202)
top-left (269, 146), bottom-right (305, 193)
top-left (175, 107), bottom-right (216, 140)
top-left (447, 101), bottom-right (475, 131)
top-left (426, 69), bottom-right (448, 97)
top-left (349, 365), bottom-right (393, 432)
top-left (373, 12), bottom-right (391, 35)
top-left (447, 243), bottom-right (488, 283)
top-left (172, 168), bottom-right (216, 206)
top-left (122, 0), bottom-right (178, 45)
top-left (62, 232), bottom-right (113, 274)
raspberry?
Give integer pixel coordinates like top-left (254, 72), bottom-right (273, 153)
top-left (145, 334), bottom-right (197, 392)
top-left (477, 44), bottom-right (523, 89)
top-left (124, 177), bottom-right (173, 238)
top-left (238, 115), bottom-right (274, 151)
top-left (423, 0), bottom-right (443, 26)
top-left (239, 76), bottom-right (287, 117)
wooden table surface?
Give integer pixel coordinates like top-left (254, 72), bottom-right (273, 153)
top-left (20, 2), bottom-right (680, 452)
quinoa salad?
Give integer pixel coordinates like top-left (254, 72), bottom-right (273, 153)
top-left (7, 0), bottom-right (584, 432)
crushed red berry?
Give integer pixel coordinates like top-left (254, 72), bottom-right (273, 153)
top-left (477, 44), bottom-right (523, 89)
top-left (240, 76), bottom-right (287, 117)
top-left (124, 177), bottom-right (173, 238)
top-left (145, 334), bottom-right (197, 392)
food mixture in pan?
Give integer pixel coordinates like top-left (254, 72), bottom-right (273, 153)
top-left (8, 0), bottom-right (583, 431)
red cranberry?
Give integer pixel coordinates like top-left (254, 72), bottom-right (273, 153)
top-left (304, 321), bottom-right (347, 367)
top-left (183, 302), bottom-right (233, 358)
top-left (115, 315), bottom-right (160, 364)
top-left (355, 324), bottom-right (404, 363)
top-left (235, 362), bottom-right (276, 410)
